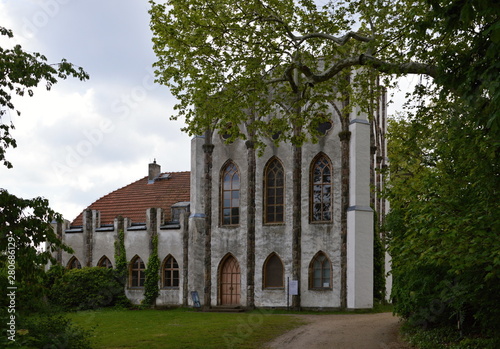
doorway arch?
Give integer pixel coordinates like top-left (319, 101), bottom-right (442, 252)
top-left (218, 254), bottom-right (241, 305)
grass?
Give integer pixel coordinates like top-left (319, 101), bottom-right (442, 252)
top-left (67, 307), bottom-right (305, 349)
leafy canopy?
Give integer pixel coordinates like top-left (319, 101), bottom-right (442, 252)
top-left (0, 26), bottom-right (89, 168)
top-left (150, 0), bottom-right (499, 143)
top-left (0, 189), bottom-right (72, 285)
top-left (150, 1), bottom-right (390, 145)
top-left (385, 85), bottom-right (500, 332)
top-left (1, 26), bottom-right (88, 313)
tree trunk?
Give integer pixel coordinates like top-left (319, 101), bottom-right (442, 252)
top-left (380, 87), bottom-right (387, 236)
top-left (55, 221), bottom-right (63, 264)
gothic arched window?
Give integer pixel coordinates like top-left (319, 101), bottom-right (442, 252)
top-left (67, 256), bottom-right (81, 269)
top-left (129, 256), bottom-right (145, 288)
top-left (221, 161), bottom-right (240, 226)
top-left (310, 153), bottom-right (333, 222)
top-left (263, 253), bottom-right (284, 289)
top-left (309, 252), bottom-right (332, 289)
top-left (162, 255), bottom-right (179, 288)
top-left (97, 256), bottom-right (113, 269)
top-left (264, 157), bottom-right (285, 224)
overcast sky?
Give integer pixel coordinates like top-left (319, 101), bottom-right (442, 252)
top-left (0, 0), bottom-right (191, 222)
top-left (0, 0), bottom-right (414, 223)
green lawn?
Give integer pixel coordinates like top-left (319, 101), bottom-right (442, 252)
top-left (67, 308), bottom-right (304, 349)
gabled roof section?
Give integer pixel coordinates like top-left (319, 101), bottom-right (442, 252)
top-left (70, 171), bottom-right (190, 226)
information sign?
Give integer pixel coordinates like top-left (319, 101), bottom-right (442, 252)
top-left (288, 280), bottom-right (299, 296)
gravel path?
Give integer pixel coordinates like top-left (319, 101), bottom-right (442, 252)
top-left (265, 312), bottom-right (410, 349)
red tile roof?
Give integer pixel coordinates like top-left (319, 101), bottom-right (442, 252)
top-left (70, 171), bottom-right (190, 226)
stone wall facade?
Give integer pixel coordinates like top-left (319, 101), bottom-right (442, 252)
top-left (57, 88), bottom-right (386, 310)
top-left (58, 207), bottom-right (188, 307)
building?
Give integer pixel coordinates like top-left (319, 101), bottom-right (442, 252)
top-left (54, 90), bottom-right (388, 310)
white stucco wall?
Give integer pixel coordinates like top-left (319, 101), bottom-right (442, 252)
top-left (59, 84), bottom-right (383, 309)
top-left (206, 100), bottom-right (348, 309)
top-left (346, 114), bottom-right (374, 309)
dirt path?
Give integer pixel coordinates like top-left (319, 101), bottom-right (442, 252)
top-left (265, 312), bottom-right (410, 349)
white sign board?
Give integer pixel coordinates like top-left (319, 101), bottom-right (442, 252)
top-left (288, 280), bottom-right (299, 295)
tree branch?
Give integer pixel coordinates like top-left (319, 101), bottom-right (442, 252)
top-left (295, 31), bottom-right (373, 46)
top-left (296, 54), bottom-right (438, 85)
top-left (359, 54), bottom-right (438, 78)
top-left (255, 13), bottom-right (372, 48)
top-left (284, 65), bottom-right (298, 93)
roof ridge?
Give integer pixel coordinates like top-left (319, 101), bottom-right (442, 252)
top-left (160, 170), bottom-right (190, 174)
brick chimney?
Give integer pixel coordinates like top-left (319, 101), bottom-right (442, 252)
top-left (148, 159), bottom-right (161, 183)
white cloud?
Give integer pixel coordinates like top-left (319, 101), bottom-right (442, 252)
top-left (0, 0), bottom-right (191, 221)
top-left (1, 0), bottom-right (410, 223)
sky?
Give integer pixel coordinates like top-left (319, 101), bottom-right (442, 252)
top-left (0, 0), bottom-right (191, 221)
top-left (0, 0), bottom-right (414, 223)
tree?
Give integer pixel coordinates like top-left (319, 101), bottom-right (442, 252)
top-left (385, 88), bottom-right (500, 335)
top-left (149, 0), bottom-right (499, 327)
top-left (0, 26), bottom-right (88, 312)
top-left (0, 189), bottom-right (73, 312)
top-left (410, 0), bottom-right (500, 133)
top-left (0, 26), bottom-right (89, 168)
top-left (149, 0), bottom-right (499, 138)
top-left (150, 0), bottom-right (391, 310)
top-left (149, 1), bottom-right (377, 143)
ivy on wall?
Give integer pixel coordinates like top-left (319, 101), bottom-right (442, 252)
top-left (114, 229), bottom-right (127, 286)
top-left (143, 234), bottom-right (160, 306)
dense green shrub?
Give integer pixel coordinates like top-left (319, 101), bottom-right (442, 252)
top-left (390, 263), bottom-right (454, 327)
top-left (46, 266), bottom-right (130, 310)
top-left (386, 104), bottom-right (500, 341)
top-left (0, 264), bottom-right (52, 314)
top-left (1, 313), bottom-right (92, 349)
top-left (402, 322), bottom-right (500, 349)
top-left (373, 211), bottom-right (386, 302)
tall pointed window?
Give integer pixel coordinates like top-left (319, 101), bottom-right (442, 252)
top-left (309, 252), bottom-right (332, 289)
top-left (310, 153), bottom-right (333, 222)
top-left (263, 253), bottom-right (284, 288)
top-left (162, 255), bottom-right (179, 288)
top-left (130, 256), bottom-right (145, 288)
top-left (221, 161), bottom-right (240, 225)
top-left (264, 158), bottom-right (285, 224)
top-left (67, 256), bottom-right (81, 269)
top-left (98, 256), bottom-right (113, 269)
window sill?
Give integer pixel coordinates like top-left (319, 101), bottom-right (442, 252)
top-left (263, 287), bottom-right (285, 290)
top-left (160, 287), bottom-right (180, 290)
top-left (309, 288), bottom-right (333, 291)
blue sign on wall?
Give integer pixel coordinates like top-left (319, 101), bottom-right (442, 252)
top-left (191, 291), bottom-right (201, 308)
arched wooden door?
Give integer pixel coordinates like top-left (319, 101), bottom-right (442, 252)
top-left (219, 255), bottom-right (241, 305)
